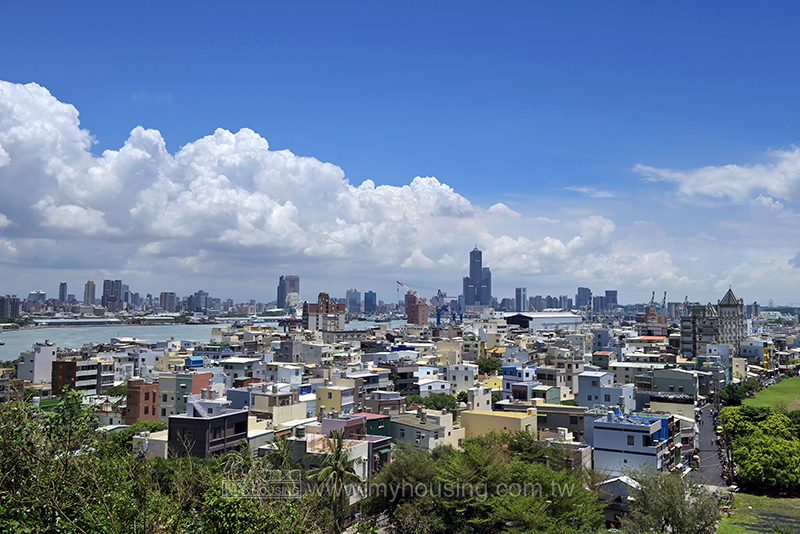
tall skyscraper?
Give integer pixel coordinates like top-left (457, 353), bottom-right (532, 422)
top-left (364, 291), bottom-right (377, 314)
top-left (277, 275), bottom-right (300, 308)
top-left (193, 290), bottom-right (210, 312)
top-left (346, 289), bottom-right (361, 314)
top-left (84, 279), bottom-right (95, 305)
top-left (605, 290), bottom-right (618, 310)
top-left (515, 288), bottom-right (527, 312)
top-left (58, 282), bottom-right (68, 303)
top-left (576, 287), bottom-right (591, 309)
top-left (0, 295), bottom-right (20, 319)
top-left (102, 280), bottom-right (123, 311)
top-left (160, 291), bottom-right (176, 312)
top-left (462, 247), bottom-right (492, 306)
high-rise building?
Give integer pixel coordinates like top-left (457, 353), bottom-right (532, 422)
top-left (515, 288), bottom-right (527, 312)
top-left (364, 291), bottom-right (377, 314)
top-left (27, 290), bottom-right (46, 303)
top-left (605, 290), bottom-right (618, 310)
top-left (406, 293), bottom-right (429, 326)
top-left (160, 292), bottom-right (176, 312)
top-left (102, 280), bottom-right (123, 311)
top-left (0, 295), bottom-right (21, 319)
top-left (84, 279), bottom-right (95, 306)
top-left (193, 290), bottom-right (210, 312)
top-left (277, 275), bottom-right (300, 308)
top-left (58, 282), bottom-right (68, 303)
top-left (346, 289), bottom-right (361, 314)
top-left (303, 292), bottom-right (346, 331)
top-left (680, 288), bottom-right (745, 359)
top-left (576, 287), bottom-right (591, 309)
top-left (463, 247), bottom-right (492, 306)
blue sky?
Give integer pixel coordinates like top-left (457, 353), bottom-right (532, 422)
top-left (2, 2), bottom-right (800, 306)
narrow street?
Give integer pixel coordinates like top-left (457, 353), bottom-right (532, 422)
top-left (691, 404), bottom-right (727, 489)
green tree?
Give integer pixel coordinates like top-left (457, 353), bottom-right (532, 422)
top-left (759, 412), bottom-right (797, 440)
top-left (363, 444), bottom-right (446, 533)
top-left (106, 382), bottom-right (128, 396)
top-left (620, 468), bottom-right (720, 534)
top-left (477, 355), bottom-right (503, 376)
top-left (719, 406), bottom-right (757, 439)
top-left (719, 383), bottom-right (747, 406)
top-left (732, 434), bottom-right (800, 492)
top-left (307, 431), bottom-right (363, 534)
top-left (264, 434), bottom-right (298, 471)
top-left (420, 393), bottom-right (457, 411)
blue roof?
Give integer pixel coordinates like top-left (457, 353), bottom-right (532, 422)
top-left (185, 355), bottom-right (204, 367)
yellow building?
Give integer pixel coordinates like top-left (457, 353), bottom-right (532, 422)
top-left (316, 384), bottom-right (355, 416)
top-left (460, 409), bottom-right (537, 438)
top-left (482, 375), bottom-right (503, 392)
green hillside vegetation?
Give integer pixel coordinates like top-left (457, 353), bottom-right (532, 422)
top-left (0, 391), bottom-right (723, 533)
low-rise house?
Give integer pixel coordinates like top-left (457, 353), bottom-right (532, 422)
top-left (126, 378), bottom-right (159, 424)
top-left (440, 363), bottom-right (478, 393)
top-left (460, 408), bottom-right (537, 438)
top-left (584, 409), bottom-right (673, 477)
top-left (364, 390), bottom-right (406, 415)
top-left (168, 392), bottom-right (249, 458)
top-left (158, 371), bottom-right (213, 423)
top-left (316, 384), bottom-right (355, 416)
top-left (418, 378), bottom-right (451, 397)
top-left (391, 409), bottom-right (447, 450)
top-left (577, 371), bottom-right (635, 412)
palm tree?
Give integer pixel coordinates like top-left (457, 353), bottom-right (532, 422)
top-left (265, 434), bottom-right (297, 471)
top-left (306, 430), bottom-right (363, 534)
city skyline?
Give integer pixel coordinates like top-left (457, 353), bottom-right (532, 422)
top-left (2, 4), bottom-right (800, 304)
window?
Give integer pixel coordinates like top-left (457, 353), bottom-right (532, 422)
top-left (586, 395), bottom-right (591, 401)
top-left (570, 416), bottom-right (578, 425)
top-left (144, 406), bottom-right (149, 415)
top-left (604, 394), bottom-right (611, 402)
top-left (591, 380), bottom-right (598, 387)
top-left (434, 432), bottom-right (439, 439)
top-left (399, 428), bottom-right (405, 438)
top-left (162, 394), bottom-right (167, 402)
top-left (161, 408), bottom-right (166, 417)
top-left (144, 392), bottom-right (150, 401)
top-left (627, 435), bottom-right (634, 446)
top-left (328, 392), bottom-right (332, 399)
top-left (213, 427), bottom-right (222, 440)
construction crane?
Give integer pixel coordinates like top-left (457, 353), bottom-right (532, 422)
top-left (660, 291), bottom-right (667, 312)
top-left (396, 281), bottom-right (463, 325)
top-left (648, 291), bottom-right (656, 308)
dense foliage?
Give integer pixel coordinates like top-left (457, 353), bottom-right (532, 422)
top-left (1, 391), bottom-right (725, 533)
top-left (720, 405), bottom-right (800, 493)
top-left (718, 377), bottom-right (762, 406)
top-left (363, 431), bottom-right (604, 534)
top-left (620, 468), bottom-right (720, 534)
top-left (404, 393), bottom-right (458, 411)
top-left (0, 392), bottom-right (331, 533)
top-left (476, 356), bottom-right (503, 376)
